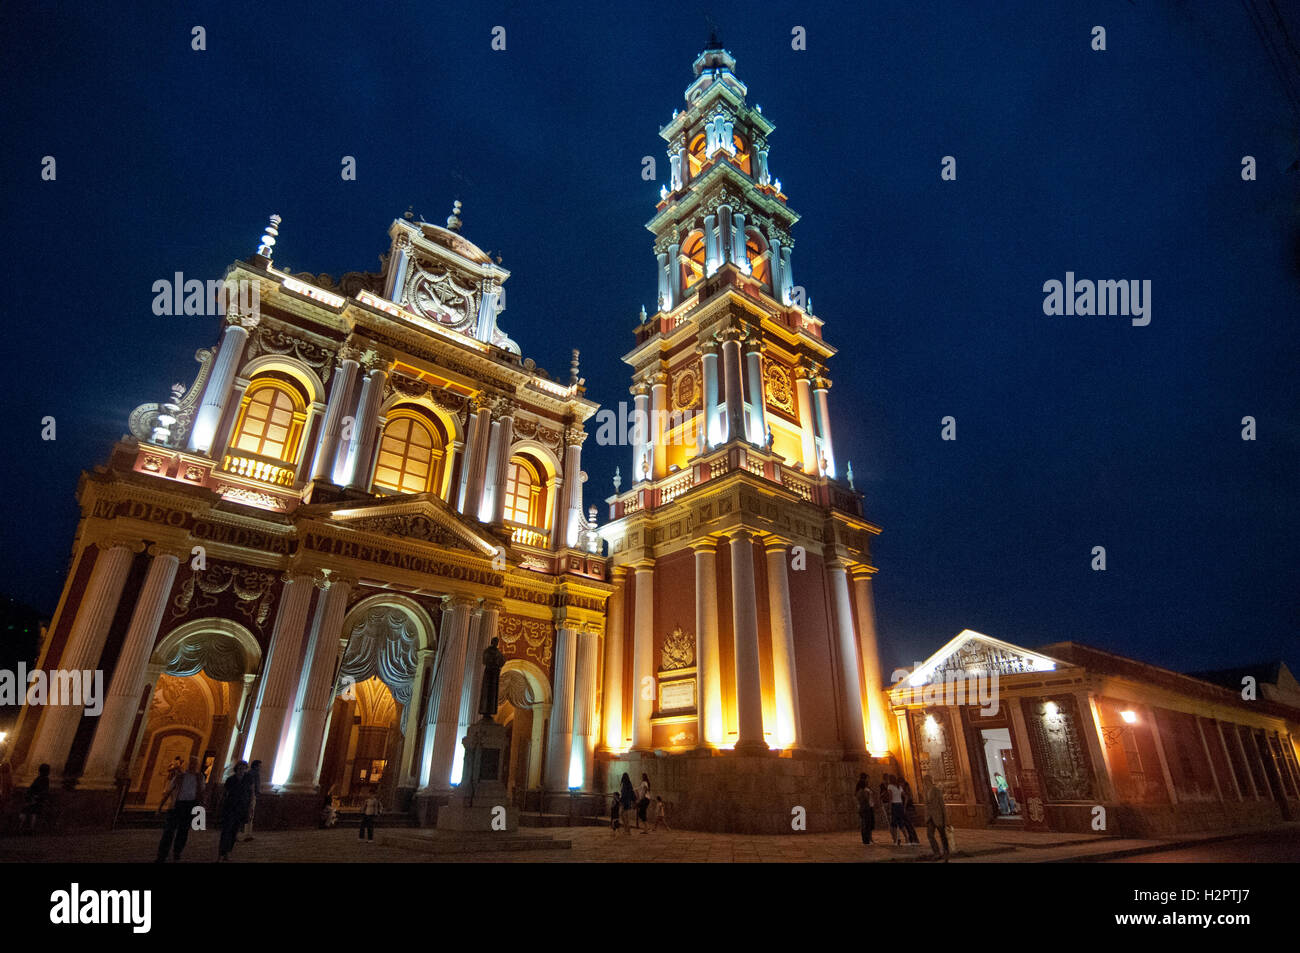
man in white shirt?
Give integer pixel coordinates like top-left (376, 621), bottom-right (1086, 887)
top-left (155, 756), bottom-right (206, 863)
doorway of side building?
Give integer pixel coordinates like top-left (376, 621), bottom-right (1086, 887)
top-left (979, 727), bottom-right (1024, 819)
top-left (318, 676), bottom-right (404, 810)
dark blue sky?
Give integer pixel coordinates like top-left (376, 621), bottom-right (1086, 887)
top-left (2, 1), bottom-right (1296, 678)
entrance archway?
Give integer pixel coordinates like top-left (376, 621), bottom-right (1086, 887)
top-left (317, 596), bottom-right (434, 809)
top-left (126, 619), bottom-right (262, 808)
top-left (495, 659), bottom-right (551, 802)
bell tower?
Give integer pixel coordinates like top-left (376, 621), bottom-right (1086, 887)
top-left (598, 42), bottom-right (892, 831)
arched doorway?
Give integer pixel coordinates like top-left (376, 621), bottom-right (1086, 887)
top-left (495, 660), bottom-right (551, 804)
top-left (125, 619), bottom-right (261, 809)
top-left (317, 596), bottom-right (434, 810)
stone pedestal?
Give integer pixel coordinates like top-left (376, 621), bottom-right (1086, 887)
top-left (435, 720), bottom-right (519, 832)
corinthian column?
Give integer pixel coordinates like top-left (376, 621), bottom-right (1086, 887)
top-left (692, 539), bottom-right (723, 747)
top-left (631, 382), bottom-right (651, 483)
top-left (190, 313), bottom-right (258, 454)
top-left (244, 571), bottom-right (315, 773)
top-left (603, 569), bottom-right (627, 751)
top-left (729, 531), bottom-right (766, 751)
top-left (284, 573), bottom-right (354, 791)
top-left (563, 427), bottom-right (586, 548)
top-left (545, 620), bottom-right (579, 791)
top-left (721, 328), bottom-right (745, 444)
top-left (763, 537), bottom-right (802, 749)
top-left (850, 568), bottom-right (887, 755)
top-left (79, 546), bottom-right (183, 789)
top-left (794, 366), bottom-right (818, 475)
top-left (419, 595), bottom-right (475, 792)
top-left (630, 563), bottom-right (655, 750)
top-left (649, 371), bottom-right (668, 480)
top-left (23, 540), bottom-right (137, 782)
top-left (813, 376), bottom-right (836, 479)
top-left (828, 559), bottom-right (867, 752)
top-left (744, 335), bottom-right (766, 445)
top-left (345, 358), bottom-right (391, 490)
top-left (700, 339), bottom-right (721, 448)
top-left (311, 344), bottom-right (361, 482)
top-left (570, 626), bottom-right (601, 792)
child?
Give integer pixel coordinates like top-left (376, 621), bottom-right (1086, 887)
top-left (609, 792), bottom-right (621, 835)
top-left (651, 795), bottom-right (670, 831)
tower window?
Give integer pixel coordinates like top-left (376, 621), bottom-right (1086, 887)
top-left (746, 229), bottom-right (771, 288)
top-left (231, 381), bottom-right (305, 463)
top-left (681, 230), bottom-right (707, 291)
top-left (373, 413), bottom-right (443, 495)
top-left (730, 134), bottom-right (752, 175)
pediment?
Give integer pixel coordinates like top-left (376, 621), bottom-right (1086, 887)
top-left (901, 630), bottom-right (1065, 687)
top-left (316, 495), bottom-right (503, 559)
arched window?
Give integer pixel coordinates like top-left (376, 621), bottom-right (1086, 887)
top-left (373, 411), bottom-right (444, 495)
top-left (503, 458), bottom-right (540, 526)
top-left (230, 379), bottom-right (306, 463)
top-left (730, 134), bottom-right (752, 175)
top-left (681, 230), bottom-right (707, 291)
top-left (746, 229), bottom-right (771, 288)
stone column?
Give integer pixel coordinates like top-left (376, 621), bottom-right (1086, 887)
top-left (794, 367), bottom-right (818, 475)
top-left (283, 574), bottom-right (353, 791)
top-left (701, 339), bottom-right (720, 449)
top-left (570, 625), bottom-right (600, 792)
top-left (813, 377), bottom-right (836, 478)
top-left (384, 233), bottom-right (411, 299)
top-left (462, 401), bottom-right (493, 518)
top-left (704, 214), bottom-right (719, 274)
top-left (827, 559), bottom-right (867, 751)
top-left (547, 475), bottom-right (565, 550)
top-left (189, 314), bottom-right (257, 454)
top-left (453, 601), bottom-right (501, 782)
top-left (244, 571), bottom-right (315, 773)
top-left (721, 328), bottom-right (745, 444)
top-left (603, 570), bottom-right (627, 751)
top-left (756, 148), bottom-right (770, 186)
top-left (631, 383), bottom-right (651, 483)
top-left (780, 245), bottom-right (793, 304)
top-left (729, 531), bottom-right (766, 750)
top-left (669, 150), bottom-right (683, 191)
top-left (668, 240), bottom-right (681, 304)
top-left (400, 648), bottom-right (435, 786)
top-left (763, 538), bottom-right (802, 750)
top-left (79, 547), bottom-right (182, 789)
top-left (479, 416), bottom-right (503, 523)
top-left (630, 563), bottom-right (656, 750)
top-left (563, 428), bottom-right (585, 548)
top-left (732, 212), bottom-right (748, 269)
top-left (456, 403), bottom-right (482, 513)
top-left (717, 206), bottom-right (733, 273)
top-left (345, 361), bottom-right (390, 490)
top-left (221, 673), bottom-right (258, 779)
top-left (650, 371), bottom-right (668, 480)
top-left (310, 346), bottom-right (361, 482)
top-left (692, 539), bottom-right (723, 747)
top-left (23, 540), bottom-right (136, 781)
top-left (769, 235), bottom-right (784, 301)
top-left (419, 595), bottom-right (476, 792)
top-left (656, 251), bottom-right (669, 309)
top-left (744, 335), bottom-right (766, 445)
top-left (849, 568), bottom-right (886, 755)
top-left (545, 621), bottom-right (579, 791)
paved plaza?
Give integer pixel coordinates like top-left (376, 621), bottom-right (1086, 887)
top-left (3, 821), bottom-right (1291, 864)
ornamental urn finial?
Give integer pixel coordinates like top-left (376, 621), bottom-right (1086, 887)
top-left (256, 214), bottom-right (281, 258)
top-left (446, 200), bottom-right (463, 232)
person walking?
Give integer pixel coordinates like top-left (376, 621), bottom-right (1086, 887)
top-left (241, 760), bottom-right (261, 841)
top-left (359, 790), bottom-right (382, 841)
top-left (618, 773), bottom-right (636, 835)
top-left (651, 795), bottom-right (671, 832)
top-left (636, 772), bottom-right (651, 831)
top-left (854, 773), bottom-right (875, 845)
top-left (155, 756), bottom-right (206, 863)
top-left (886, 774), bottom-right (919, 846)
top-left (609, 792), bottom-right (621, 835)
top-left (900, 778), bottom-right (921, 843)
top-left (923, 777), bottom-right (950, 860)
top-left (217, 761), bottom-right (252, 861)
top-left (881, 774), bottom-right (900, 845)
top-left (19, 763), bottom-right (51, 834)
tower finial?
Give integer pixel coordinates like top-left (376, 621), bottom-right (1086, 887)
top-left (446, 200), bottom-right (463, 232)
top-left (256, 214), bottom-right (281, 258)
top-left (569, 349), bottom-right (581, 385)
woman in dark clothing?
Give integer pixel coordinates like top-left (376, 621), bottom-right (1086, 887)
top-left (854, 773), bottom-right (875, 845)
top-left (218, 762), bottom-right (252, 861)
top-left (618, 773), bottom-right (636, 836)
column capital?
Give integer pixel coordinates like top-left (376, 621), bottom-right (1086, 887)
top-left (630, 381), bottom-right (651, 398)
top-left (848, 564), bottom-right (878, 583)
top-left (564, 426), bottom-right (588, 446)
top-left (442, 593), bottom-right (479, 611)
top-left (629, 558), bottom-right (656, 573)
top-left (689, 536), bottom-right (719, 554)
top-left (727, 528), bottom-right (755, 543)
top-left (226, 311), bottom-right (260, 331)
top-left (699, 338), bottom-right (720, 356)
top-left (337, 340), bottom-right (363, 363)
top-left (760, 534), bottom-right (791, 554)
top-left (93, 536), bottom-right (147, 555)
top-left (648, 370), bottom-right (669, 388)
top-left (314, 567), bottom-right (358, 591)
top-left (477, 598), bottom-right (505, 615)
top-left (719, 326), bottom-right (745, 344)
top-left (146, 543), bottom-right (190, 562)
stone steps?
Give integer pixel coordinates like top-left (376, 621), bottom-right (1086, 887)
top-left (379, 830), bottom-right (571, 854)
top-left (519, 811), bottom-right (609, 828)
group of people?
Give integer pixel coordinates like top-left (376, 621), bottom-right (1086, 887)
top-left (855, 772), bottom-right (951, 860)
top-left (611, 772), bottom-right (669, 835)
top-left (154, 757), bottom-right (261, 862)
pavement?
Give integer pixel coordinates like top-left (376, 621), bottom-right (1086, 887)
top-left (3, 820), bottom-right (1296, 863)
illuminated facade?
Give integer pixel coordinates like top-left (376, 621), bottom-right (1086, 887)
top-left (596, 42), bottom-right (894, 832)
top-left (11, 206), bottom-right (611, 827)
top-left (892, 631), bottom-right (1300, 836)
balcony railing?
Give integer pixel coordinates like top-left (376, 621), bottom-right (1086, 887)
top-left (505, 521), bottom-right (550, 549)
top-left (221, 452), bottom-right (297, 487)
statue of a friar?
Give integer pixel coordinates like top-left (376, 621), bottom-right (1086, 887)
top-left (478, 637), bottom-right (506, 720)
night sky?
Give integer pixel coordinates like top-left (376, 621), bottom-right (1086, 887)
top-left (2, 1), bottom-right (1296, 680)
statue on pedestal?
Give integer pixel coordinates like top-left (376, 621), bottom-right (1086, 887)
top-left (478, 637), bottom-right (506, 720)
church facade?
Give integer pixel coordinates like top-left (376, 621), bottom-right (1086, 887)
top-left (10, 44), bottom-right (1300, 840)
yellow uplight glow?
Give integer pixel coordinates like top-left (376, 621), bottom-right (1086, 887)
top-left (1120, 709), bottom-right (1138, 724)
